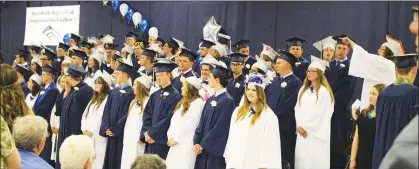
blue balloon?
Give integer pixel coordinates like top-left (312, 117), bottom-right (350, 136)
top-left (139, 19), bottom-right (150, 32)
top-left (63, 33), bottom-right (71, 45)
top-left (126, 8), bottom-right (134, 23)
top-left (111, 0), bottom-right (120, 11)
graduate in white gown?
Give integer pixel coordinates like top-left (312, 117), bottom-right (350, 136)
top-left (120, 76), bottom-right (152, 169)
top-left (345, 35), bottom-right (400, 110)
top-left (81, 70), bottom-right (114, 169)
top-left (224, 72), bottom-right (282, 169)
top-left (84, 53), bottom-right (105, 89)
top-left (166, 76), bottom-right (206, 169)
top-left (294, 61), bottom-right (335, 169)
top-left (25, 73), bottom-right (43, 109)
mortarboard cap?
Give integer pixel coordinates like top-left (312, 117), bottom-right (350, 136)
top-left (153, 59), bottom-right (178, 73)
top-left (148, 44), bottom-right (164, 55)
top-left (228, 52), bottom-right (247, 63)
top-left (97, 34), bottom-right (105, 40)
top-left (218, 28), bottom-right (230, 45)
top-left (90, 53), bottom-right (105, 65)
top-left (70, 49), bottom-right (88, 60)
top-left (275, 50), bottom-right (298, 66)
top-left (31, 58), bottom-right (42, 67)
top-left (392, 53), bottom-right (418, 69)
top-left (382, 35), bottom-right (405, 56)
top-left (112, 53), bottom-right (123, 61)
top-left (70, 33), bottom-right (82, 43)
top-left (58, 42), bottom-right (70, 51)
top-left (182, 76), bottom-right (202, 90)
top-left (43, 64), bottom-right (57, 75)
top-left (44, 49), bottom-right (57, 60)
top-left (156, 37), bottom-right (166, 45)
top-left (313, 36), bottom-right (337, 52)
top-left (252, 57), bottom-right (272, 74)
top-left (93, 70), bottom-right (115, 88)
top-left (104, 43), bottom-right (119, 50)
top-left (29, 45), bottom-right (41, 53)
top-left (135, 38), bottom-right (149, 49)
top-left (211, 63), bottom-right (230, 79)
top-left (116, 58), bottom-right (134, 74)
top-left (211, 42), bottom-right (227, 57)
top-left (101, 35), bottom-right (115, 44)
top-left (166, 38), bottom-right (180, 50)
top-left (80, 41), bottom-right (94, 50)
top-left (67, 64), bottom-right (86, 78)
top-left (29, 73), bottom-right (42, 85)
top-left (285, 37), bottom-right (307, 47)
top-left (172, 38), bottom-right (184, 49)
top-left (142, 49), bottom-right (158, 59)
top-left (125, 32), bottom-right (139, 38)
top-left (134, 76), bottom-right (152, 89)
top-left (16, 49), bottom-right (30, 58)
top-left (15, 64), bottom-right (33, 79)
top-left (261, 43), bottom-right (278, 61)
top-left (122, 44), bottom-right (134, 54)
top-left (332, 35), bottom-right (349, 45)
top-left (200, 39), bottom-right (216, 48)
top-left (309, 59), bottom-right (328, 73)
top-left (200, 54), bottom-right (219, 67)
top-left (310, 55), bottom-right (329, 72)
top-left (179, 48), bottom-right (198, 61)
top-left (232, 39), bottom-right (251, 50)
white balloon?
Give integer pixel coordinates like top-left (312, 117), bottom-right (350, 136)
top-left (102, 1), bottom-right (108, 6)
top-left (148, 27), bottom-right (159, 37)
top-left (119, 3), bottom-right (129, 17)
top-left (132, 12), bottom-right (142, 27)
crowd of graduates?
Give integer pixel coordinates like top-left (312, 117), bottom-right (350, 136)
top-left (1, 5), bottom-right (418, 169)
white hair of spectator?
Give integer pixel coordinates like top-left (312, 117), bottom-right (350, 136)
top-left (59, 135), bottom-right (95, 169)
top-left (12, 115), bottom-right (48, 150)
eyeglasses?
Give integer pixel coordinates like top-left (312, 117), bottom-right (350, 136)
top-left (306, 70), bottom-right (318, 73)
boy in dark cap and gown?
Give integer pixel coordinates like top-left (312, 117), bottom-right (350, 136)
top-left (194, 39), bottom-right (216, 75)
top-left (163, 38), bottom-right (181, 62)
top-left (233, 39), bottom-right (257, 75)
top-left (100, 58), bottom-right (135, 169)
top-left (28, 44), bottom-right (42, 61)
top-left (80, 41), bottom-right (94, 69)
top-left (133, 38), bottom-right (150, 72)
top-left (14, 49), bottom-right (31, 69)
top-left (193, 63), bottom-right (235, 169)
top-left (372, 53), bottom-right (419, 169)
top-left (172, 48), bottom-right (199, 93)
top-left (69, 33), bottom-right (82, 47)
top-left (103, 43), bottom-right (119, 75)
top-left (55, 64), bottom-right (93, 169)
top-left (326, 35), bottom-right (354, 169)
top-left (137, 49), bottom-right (157, 81)
top-left (285, 37), bottom-right (310, 81)
top-left (218, 28), bottom-right (232, 55)
top-left (140, 59), bottom-right (182, 159)
top-left (265, 50), bottom-right (302, 169)
top-left (54, 42), bottom-right (71, 76)
top-left (15, 64), bottom-right (32, 96)
top-left (70, 49), bottom-right (88, 69)
top-left (226, 52), bottom-right (246, 107)
top-left (33, 65), bottom-right (59, 165)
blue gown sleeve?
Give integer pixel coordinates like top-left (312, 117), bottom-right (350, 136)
top-left (109, 92), bottom-right (135, 136)
top-left (100, 93), bottom-right (113, 137)
top-left (147, 94), bottom-right (182, 145)
top-left (54, 91), bottom-right (65, 116)
top-left (34, 89), bottom-right (59, 119)
top-left (140, 94), bottom-right (154, 142)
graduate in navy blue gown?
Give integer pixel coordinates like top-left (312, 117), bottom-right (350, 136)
top-left (265, 50), bottom-right (302, 169)
top-left (33, 65), bottom-right (59, 165)
top-left (194, 39), bottom-right (216, 75)
top-left (133, 38), bottom-right (149, 74)
top-left (193, 64), bottom-right (235, 169)
top-left (100, 59), bottom-right (135, 169)
top-left (140, 59), bottom-right (182, 159)
top-left (55, 64), bottom-right (93, 169)
top-left (326, 35), bottom-right (354, 168)
top-left (232, 39), bottom-right (257, 75)
top-left (136, 49), bottom-right (157, 80)
top-left (53, 42), bottom-right (70, 76)
top-left (226, 53), bottom-right (246, 107)
top-left (172, 48), bottom-right (199, 93)
top-left (285, 37), bottom-right (310, 82)
top-left (372, 54), bottom-right (419, 169)
top-left (15, 64), bottom-right (32, 96)
top-left (103, 43), bottom-right (119, 75)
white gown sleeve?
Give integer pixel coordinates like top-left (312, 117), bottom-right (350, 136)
top-left (259, 108), bottom-right (282, 168)
top-left (349, 44), bottom-right (396, 85)
top-left (294, 87), bottom-right (304, 130)
top-left (172, 101), bottom-right (205, 143)
top-left (80, 100), bottom-right (92, 132)
top-left (167, 109), bottom-right (178, 141)
top-left (300, 87), bottom-right (334, 140)
top-left (91, 96), bottom-right (108, 138)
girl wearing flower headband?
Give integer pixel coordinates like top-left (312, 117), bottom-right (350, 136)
top-left (294, 61), bottom-right (334, 169)
top-left (224, 72), bottom-right (282, 169)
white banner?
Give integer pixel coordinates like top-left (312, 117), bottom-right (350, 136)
top-left (24, 5), bottom-right (80, 46)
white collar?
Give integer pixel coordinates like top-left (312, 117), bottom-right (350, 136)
top-left (181, 68), bottom-right (192, 74)
top-left (169, 55), bottom-right (176, 60)
top-left (281, 72), bottom-right (293, 79)
top-left (214, 88), bottom-right (227, 97)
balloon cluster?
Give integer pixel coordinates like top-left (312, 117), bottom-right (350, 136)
top-left (102, 0), bottom-right (150, 32)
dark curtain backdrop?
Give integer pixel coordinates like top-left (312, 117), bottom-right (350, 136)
top-left (0, 1), bottom-right (416, 64)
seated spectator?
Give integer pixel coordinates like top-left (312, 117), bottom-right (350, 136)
top-left (12, 115), bottom-right (52, 169)
top-left (59, 135), bottom-right (95, 169)
top-left (1, 115), bottom-right (21, 169)
top-left (131, 154), bottom-right (167, 169)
